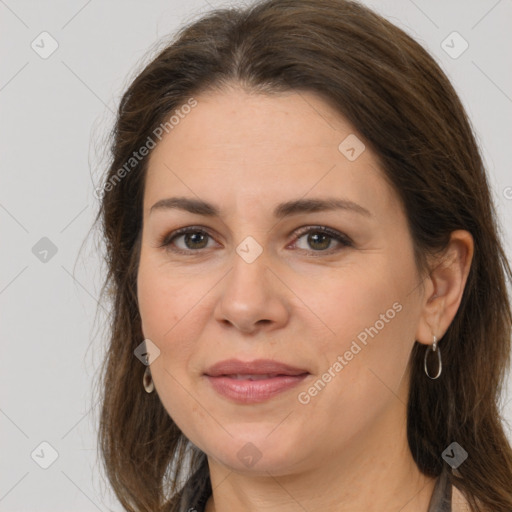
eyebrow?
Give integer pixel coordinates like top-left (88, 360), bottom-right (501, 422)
top-left (149, 196), bottom-right (372, 218)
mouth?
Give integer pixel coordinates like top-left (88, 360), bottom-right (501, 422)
top-left (204, 359), bottom-right (310, 404)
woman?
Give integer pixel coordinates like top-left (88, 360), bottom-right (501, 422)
top-left (94, 0), bottom-right (512, 511)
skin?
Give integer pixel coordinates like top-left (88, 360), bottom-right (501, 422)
top-left (137, 86), bottom-right (473, 512)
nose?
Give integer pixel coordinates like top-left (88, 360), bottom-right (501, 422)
top-left (213, 245), bottom-right (290, 334)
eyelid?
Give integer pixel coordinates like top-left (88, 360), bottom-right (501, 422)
top-left (157, 225), bottom-right (353, 255)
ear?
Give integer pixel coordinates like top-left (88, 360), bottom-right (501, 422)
top-left (415, 230), bottom-right (474, 345)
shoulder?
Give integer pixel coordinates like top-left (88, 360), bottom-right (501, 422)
top-left (451, 485), bottom-right (471, 512)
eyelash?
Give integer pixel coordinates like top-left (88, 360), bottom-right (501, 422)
top-left (156, 225), bottom-right (353, 256)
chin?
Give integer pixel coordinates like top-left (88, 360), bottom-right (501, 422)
top-left (205, 434), bottom-right (308, 476)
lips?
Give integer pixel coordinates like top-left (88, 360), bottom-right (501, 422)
top-left (203, 359), bottom-right (310, 404)
top-left (204, 358), bottom-right (309, 378)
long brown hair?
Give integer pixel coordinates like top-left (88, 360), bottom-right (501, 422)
top-left (94, 1), bottom-right (512, 510)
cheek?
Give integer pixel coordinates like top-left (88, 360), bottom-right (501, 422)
top-left (137, 254), bottom-right (197, 341)
top-left (137, 259), bottom-right (203, 420)
top-left (137, 263), bottom-right (169, 340)
top-left (295, 296), bottom-right (414, 453)
top-left (309, 265), bottom-right (403, 345)
top-left (307, 256), bottom-right (418, 392)
top-left (137, 253), bottom-right (217, 380)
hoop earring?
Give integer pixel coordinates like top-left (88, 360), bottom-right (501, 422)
top-left (143, 366), bottom-right (154, 393)
top-left (424, 335), bottom-right (442, 379)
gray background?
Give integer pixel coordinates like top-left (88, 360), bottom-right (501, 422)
top-left (1, 0), bottom-right (511, 510)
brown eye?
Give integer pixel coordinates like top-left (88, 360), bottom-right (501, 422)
top-left (158, 227), bottom-right (215, 254)
top-left (304, 232), bottom-right (332, 250)
top-left (292, 226), bottom-right (352, 254)
top-left (179, 231), bottom-right (209, 250)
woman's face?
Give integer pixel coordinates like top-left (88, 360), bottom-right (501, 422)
top-left (137, 87), bottom-right (427, 475)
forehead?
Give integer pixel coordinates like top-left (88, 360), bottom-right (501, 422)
top-left (143, 87), bottom-right (397, 219)
top-left (149, 87), bottom-right (355, 161)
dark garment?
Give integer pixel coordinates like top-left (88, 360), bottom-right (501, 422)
top-left (179, 465), bottom-right (452, 512)
top-left (427, 467), bottom-right (453, 512)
